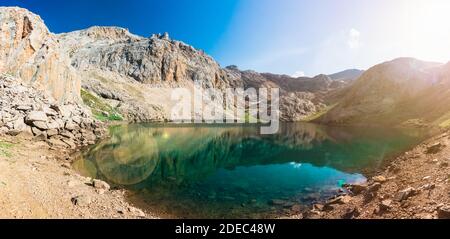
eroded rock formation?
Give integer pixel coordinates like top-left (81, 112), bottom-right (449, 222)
top-left (0, 7), bottom-right (81, 103)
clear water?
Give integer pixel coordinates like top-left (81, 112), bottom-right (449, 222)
top-left (73, 123), bottom-right (427, 218)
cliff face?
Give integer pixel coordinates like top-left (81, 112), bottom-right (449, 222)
top-left (57, 26), bottom-right (341, 122)
top-left (0, 7), bottom-right (80, 103)
top-left (58, 27), bottom-right (235, 88)
top-left (56, 27), bottom-right (245, 121)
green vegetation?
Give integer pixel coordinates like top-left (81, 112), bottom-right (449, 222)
top-left (439, 119), bottom-right (450, 128)
top-left (431, 111), bottom-right (450, 128)
top-left (303, 103), bottom-right (338, 122)
top-left (81, 88), bottom-right (123, 122)
top-left (0, 141), bottom-right (15, 158)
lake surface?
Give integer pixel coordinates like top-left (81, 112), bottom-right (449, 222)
top-left (73, 123), bottom-right (427, 218)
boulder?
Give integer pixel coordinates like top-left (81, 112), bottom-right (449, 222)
top-left (43, 107), bottom-right (58, 116)
top-left (71, 195), bottom-right (91, 207)
top-left (47, 120), bottom-right (60, 130)
top-left (128, 207), bottom-right (146, 218)
top-left (394, 187), bottom-right (417, 202)
top-left (372, 175), bottom-right (387, 183)
top-left (367, 183), bottom-right (382, 193)
top-left (6, 129), bottom-right (22, 136)
top-left (379, 199), bottom-right (393, 212)
top-left (61, 138), bottom-right (76, 149)
top-left (32, 121), bottom-right (49, 130)
top-left (426, 143), bottom-right (445, 154)
top-left (92, 179), bottom-right (110, 191)
top-left (327, 195), bottom-right (352, 205)
top-left (346, 184), bottom-right (368, 195)
top-left (341, 207), bottom-right (360, 219)
top-left (46, 129), bottom-right (58, 137)
top-left (25, 111), bottom-right (48, 123)
top-left (12, 118), bottom-right (27, 131)
top-left (31, 127), bottom-right (43, 136)
top-left (437, 205), bottom-right (450, 219)
top-left (16, 105), bottom-right (32, 111)
top-left (33, 132), bottom-right (47, 141)
top-left (65, 121), bottom-right (77, 131)
top-left (60, 130), bottom-right (75, 139)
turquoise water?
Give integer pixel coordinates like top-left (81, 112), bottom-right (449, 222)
top-left (73, 123), bottom-right (427, 218)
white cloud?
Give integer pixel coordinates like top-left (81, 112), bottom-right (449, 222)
top-left (348, 28), bottom-right (362, 49)
top-left (292, 70), bottom-right (305, 78)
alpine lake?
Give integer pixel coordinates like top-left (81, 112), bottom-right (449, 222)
top-left (73, 123), bottom-right (429, 218)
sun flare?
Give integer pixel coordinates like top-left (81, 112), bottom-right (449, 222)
top-left (400, 0), bottom-right (450, 62)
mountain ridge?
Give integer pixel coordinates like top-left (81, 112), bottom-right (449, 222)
top-left (2, 7), bottom-right (450, 127)
top-left (317, 57), bottom-right (450, 127)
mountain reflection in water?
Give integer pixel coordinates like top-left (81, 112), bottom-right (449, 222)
top-left (73, 123), bottom-right (426, 218)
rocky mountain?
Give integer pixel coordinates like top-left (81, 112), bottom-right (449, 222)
top-left (224, 66), bottom-right (354, 121)
top-left (57, 26), bottom-right (243, 121)
top-left (0, 7), bottom-right (359, 124)
top-left (58, 25), bottom-right (351, 122)
top-left (328, 69), bottom-right (364, 82)
top-left (0, 7), bottom-right (80, 102)
top-left (0, 8), bottom-right (104, 148)
top-left (318, 58), bottom-right (450, 127)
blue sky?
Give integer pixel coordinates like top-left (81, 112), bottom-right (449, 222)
top-left (2, 0), bottom-right (450, 76)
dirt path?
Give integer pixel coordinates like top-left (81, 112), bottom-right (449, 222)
top-left (0, 134), bottom-right (157, 219)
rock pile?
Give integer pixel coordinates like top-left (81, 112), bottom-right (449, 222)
top-left (0, 74), bottom-right (104, 149)
top-left (280, 92), bottom-right (324, 121)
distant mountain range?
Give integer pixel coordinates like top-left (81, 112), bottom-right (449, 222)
top-left (328, 69), bottom-right (364, 81)
top-left (318, 58), bottom-right (450, 127)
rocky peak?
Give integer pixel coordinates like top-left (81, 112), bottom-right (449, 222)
top-left (225, 65), bottom-right (239, 71)
top-left (0, 7), bottom-right (81, 103)
top-left (328, 69), bottom-right (364, 81)
top-left (312, 74), bottom-right (332, 82)
top-left (58, 26), bottom-right (227, 87)
top-left (62, 26), bottom-right (141, 42)
top-left (84, 26), bottom-right (140, 41)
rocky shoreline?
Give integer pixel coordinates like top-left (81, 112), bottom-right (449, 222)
top-left (293, 130), bottom-right (450, 219)
top-left (0, 74), bottom-right (106, 148)
top-left (0, 133), bottom-right (156, 219)
top-left (0, 74), bottom-right (155, 219)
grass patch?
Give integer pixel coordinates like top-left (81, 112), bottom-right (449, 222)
top-left (81, 88), bottom-right (124, 122)
top-left (302, 103), bottom-right (337, 122)
top-left (431, 111), bottom-right (450, 128)
top-left (439, 118), bottom-right (450, 128)
top-left (0, 141), bottom-right (15, 158)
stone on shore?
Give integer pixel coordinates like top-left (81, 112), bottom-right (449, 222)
top-left (71, 195), bottom-right (92, 207)
top-left (25, 111), bottom-right (48, 123)
top-left (394, 187), bottom-right (417, 202)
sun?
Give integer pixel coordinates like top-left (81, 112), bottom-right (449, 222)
top-left (400, 0), bottom-right (450, 62)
